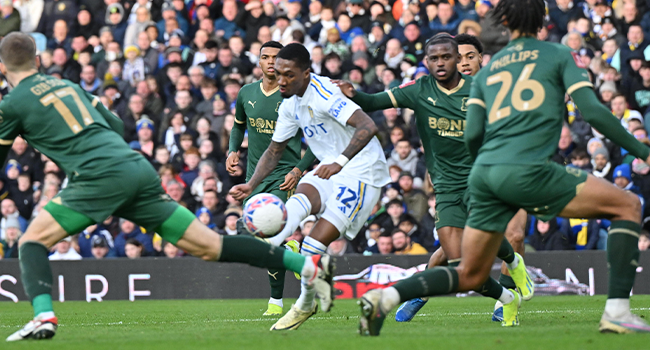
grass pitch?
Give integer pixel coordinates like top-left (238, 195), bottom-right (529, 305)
top-left (2, 296), bottom-right (650, 350)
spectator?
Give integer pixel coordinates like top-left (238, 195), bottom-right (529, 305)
top-left (429, 0), bottom-right (461, 35)
top-left (78, 224), bottom-right (114, 258)
top-left (611, 94), bottom-right (643, 130)
top-left (552, 125), bottom-right (577, 165)
top-left (153, 146), bottom-right (171, 171)
top-left (137, 79), bottom-right (164, 120)
top-left (10, 173), bottom-right (34, 221)
top-left (130, 118), bottom-right (156, 158)
top-left (398, 171), bottom-right (427, 220)
top-left (387, 138), bottom-right (419, 177)
top-left (613, 25), bottom-right (650, 76)
top-left (114, 219), bottom-right (154, 257)
top-left (327, 236), bottom-right (355, 256)
top-left (455, 0), bottom-right (479, 22)
top-left (125, 238), bottom-right (145, 259)
top-left (0, 0), bottom-right (21, 37)
top-left (37, 0), bottom-right (77, 38)
top-left (528, 218), bottom-right (569, 251)
top-left (51, 47), bottom-right (80, 83)
top-left (49, 236), bottom-right (82, 260)
top-left (47, 19), bottom-right (71, 53)
top-left (569, 148), bottom-right (592, 171)
top-left (137, 32), bottom-right (158, 73)
top-left (124, 6), bottom-right (151, 48)
top-left (599, 16), bottom-right (625, 47)
top-left (392, 228), bottom-right (427, 255)
top-left (613, 164), bottom-right (645, 213)
top-left (124, 95), bottom-right (149, 142)
top-left (639, 231), bottom-right (650, 251)
top-left (384, 38), bottom-right (404, 69)
top-left (375, 232), bottom-right (393, 255)
top-left (72, 5), bottom-right (99, 39)
top-left (79, 65), bottom-right (102, 95)
top-left (180, 147), bottom-right (201, 187)
top-left (15, 0), bottom-right (43, 34)
top-left (90, 235), bottom-right (112, 259)
top-left (241, 0), bottom-right (272, 46)
top-left (623, 60), bottom-right (650, 111)
top-left (8, 136), bottom-right (40, 177)
top-left (397, 213), bottom-right (433, 251)
top-left (1, 217), bottom-right (20, 258)
top-left (123, 45), bottom-right (148, 87)
top-left (592, 147), bottom-right (614, 182)
top-left (220, 210), bottom-right (240, 235)
top-left (402, 21), bottom-right (425, 61)
top-left (163, 240), bottom-right (182, 258)
top-left (1, 198), bottom-right (28, 240)
top-left (105, 3), bottom-right (128, 47)
top-left (196, 206), bottom-right (217, 230)
top-left (214, 0), bottom-right (245, 40)
top-left (363, 221), bottom-right (385, 253)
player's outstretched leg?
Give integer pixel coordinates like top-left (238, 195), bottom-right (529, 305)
top-left (7, 209), bottom-right (82, 342)
top-left (557, 175), bottom-right (650, 333)
top-left (268, 192), bottom-right (314, 247)
top-left (395, 226), bottom-right (462, 322)
top-left (271, 218), bottom-right (339, 331)
top-left (360, 228), bottom-right (518, 336)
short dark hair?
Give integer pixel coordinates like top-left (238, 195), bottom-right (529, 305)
top-left (386, 199), bottom-right (403, 209)
top-left (0, 32), bottom-right (37, 72)
top-left (276, 43), bottom-right (311, 71)
top-left (455, 33), bottom-right (484, 54)
top-left (260, 40), bottom-right (283, 51)
top-left (391, 228), bottom-right (407, 237)
top-left (494, 0), bottom-right (545, 37)
top-left (424, 32), bottom-right (458, 55)
top-left (396, 138), bottom-right (411, 146)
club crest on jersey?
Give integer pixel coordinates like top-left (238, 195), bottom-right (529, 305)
top-left (461, 97), bottom-right (469, 112)
top-left (308, 106), bottom-right (315, 119)
top-left (329, 98), bottom-right (347, 118)
top-left (275, 101), bottom-right (281, 112)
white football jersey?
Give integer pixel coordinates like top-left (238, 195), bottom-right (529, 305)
top-left (272, 74), bottom-right (390, 188)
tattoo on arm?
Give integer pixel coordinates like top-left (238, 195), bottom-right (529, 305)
top-left (342, 110), bottom-right (378, 160)
top-left (248, 140), bottom-right (289, 189)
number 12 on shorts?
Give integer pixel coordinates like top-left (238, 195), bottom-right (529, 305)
top-left (335, 183), bottom-right (366, 220)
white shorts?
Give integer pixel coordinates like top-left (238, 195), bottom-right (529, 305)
top-left (298, 167), bottom-right (381, 240)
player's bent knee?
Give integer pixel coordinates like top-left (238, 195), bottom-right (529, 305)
top-left (618, 192), bottom-right (643, 222)
top-left (456, 266), bottom-right (490, 291)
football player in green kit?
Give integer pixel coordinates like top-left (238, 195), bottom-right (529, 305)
top-left (227, 41), bottom-right (316, 316)
top-left (1, 33), bottom-right (334, 342)
top-left (334, 32), bottom-right (532, 325)
top-left (356, 0), bottom-right (650, 336)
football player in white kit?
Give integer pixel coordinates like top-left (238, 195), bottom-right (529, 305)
top-left (230, 43), bottom-right (390, 330)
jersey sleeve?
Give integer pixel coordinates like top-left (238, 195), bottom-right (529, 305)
top-left (386, 80), bottom-right (419, 109)
top-left (234, 89), bottom-right (246, 126)
top-left (272, 100), bottom-right (300, 143)
top-left (0, 100), bottom-right (21, 146)
top-left (319, 92), bottom-right (361, 126)
top-left (465, 79), bottom-right (487, 160)
top-left (561, 48), bottom-right (594, 96)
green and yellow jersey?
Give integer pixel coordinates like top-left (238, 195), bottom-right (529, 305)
top-left (0, 73), bottom-right (140, 177)
top-left (467, 38), bottom-right (593, 165)
top-left (232, 80), bottom-right (314, 185)
top-left (352, 74), bottom-right (473, 193)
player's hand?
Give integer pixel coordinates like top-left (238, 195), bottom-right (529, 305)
top-left (230, 184), bottom-right (253, 201)
top-left (314, 163), bottom-right (342, 180)
top-left (331, 80), bottom-right (356, 98)
top-left (280, 167), bottom-right (301, 191)
top-left (226, 152), bottom-right (240, 175)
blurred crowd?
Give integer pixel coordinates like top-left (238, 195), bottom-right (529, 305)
top-left (2, 0), bottom-right (650, 260)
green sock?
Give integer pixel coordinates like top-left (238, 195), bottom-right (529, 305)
top-left (219, 236), bottom-right (306, 274)
top-left (608, 220), bottom-right (640, 299)
top-left (477, 277), bottom-right (505, 300)
top-left (268, 268), bottom-right (286, 299)
top-left (393, 267), bottom-right (459, 302)
top-left (447, 259), bottom-right (460, 267)
top-left (499, 274), bottom-right (517, 289)
top-left (497, 238), bottom-right (515, 264)
top-left (19, 242), bottom-right (54, 317)
top-left (32, 294), bottom-right (54, 318)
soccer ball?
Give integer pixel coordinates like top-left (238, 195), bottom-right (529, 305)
top-left (243, 193), bottom-right (287, 238)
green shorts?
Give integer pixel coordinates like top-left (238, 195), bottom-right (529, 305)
top-left (45, 157), bottom-right (194, 244)
top-left (245, 177), bottom-right (294, 205)
top-left (467, 162), bottom-right (588, 233)
top-left (435, 189), bottom-right (470, 229)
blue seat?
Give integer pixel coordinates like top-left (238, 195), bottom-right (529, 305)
top-left (29, 32), bottom-right (47, 54)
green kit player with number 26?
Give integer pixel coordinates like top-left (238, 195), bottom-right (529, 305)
top-left (2, 32), bottom-right (335, 342)
top-left (357, 0), bottom-right (650, 336)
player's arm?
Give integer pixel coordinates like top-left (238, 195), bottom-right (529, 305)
top-left (0, 104), bottom-right (21, 165)
top-left (332, 80), bottom-right (415, 111)
top-left (465, 82), bottom-right (486, 160)
top-left (572, 88), bottom-right (650, 161)
top-left (315, 108), bottom-right (378, 180)
top-left (227, 94), bottom-right (247, 174)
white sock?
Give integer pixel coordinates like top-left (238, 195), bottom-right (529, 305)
top-left (605, 298), bottom-right (630, 318)
top-left (380, 287), bottom-right (401, 313)
top-left (506, 254), bottom-right (519, 270)
top-left (296, 237), bottom-right (327, 312)
top-left (268, 297), bottom-right (283, 308)
top-left (36, 311), bottom-right (55, 320)
top-left (269, 194), bottom-right (312, 246)
top-left (499, 288), bottom-right (515, 305)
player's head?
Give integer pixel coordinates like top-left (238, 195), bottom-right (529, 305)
top-left (455, 34), bottom-right (483, 76)
top-left (0, 32), bottom-right (38, 77)
top-left (424, 33), bottom-right (459, 83)
top-left (259, 41), bottom-right (283, 79)
top-left (275, 43), bottom-right (311, 98)
top-left (494, 0), bottom-right (545, 38)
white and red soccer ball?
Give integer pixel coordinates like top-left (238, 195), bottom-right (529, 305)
top-left (243, 193), bottom-right (287, 238)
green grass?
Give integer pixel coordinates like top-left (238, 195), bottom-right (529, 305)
top-left (2, 296), bottom-right (650, 349)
